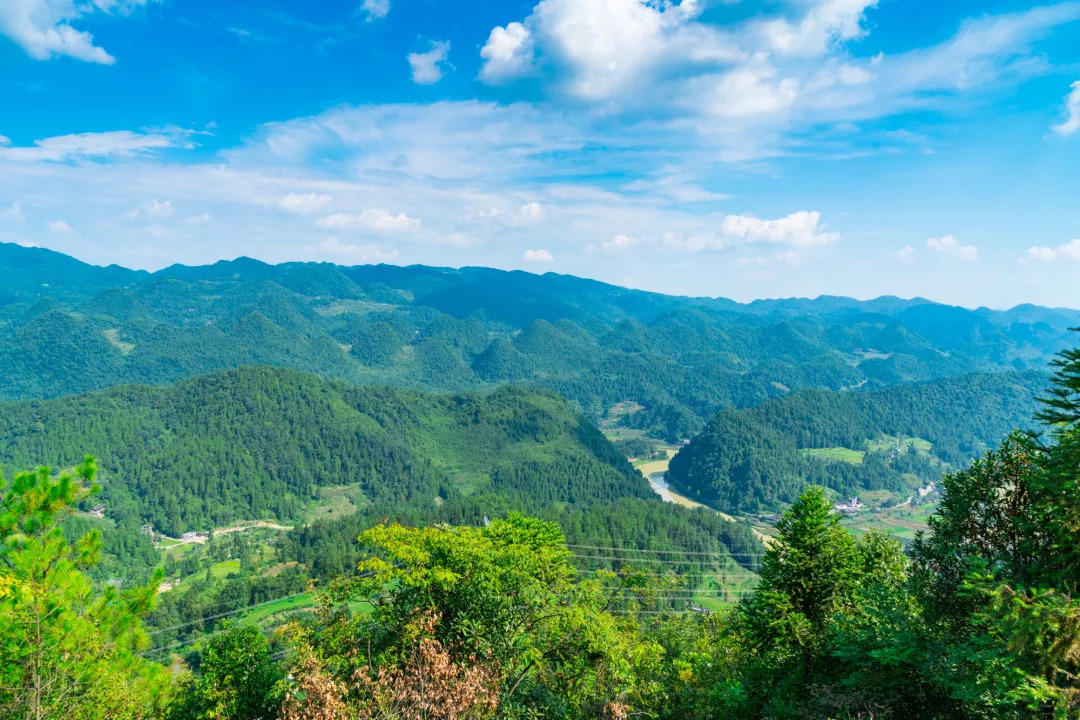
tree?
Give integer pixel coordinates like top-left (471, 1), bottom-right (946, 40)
top-left (166, 622), bottom-right (283, 720)
top-left (0, 456), bottom-right (171, 719)
top-left (911, 432), bottom-right (1045, 623)
top-left (904, 338), bottom-right (1080, 718)
top-left (737, 487), bottom-right (860, 716)
top-left (282, 514), bottom-right (664, 719)
top-left (1036, 332), bottom-right (1080, 427)
top-left (743, 487), bottom-right (858, 644)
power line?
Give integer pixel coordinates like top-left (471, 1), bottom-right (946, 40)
top-left (598, 587), bottom-right (753, 595)
top-left (144, 616), bottom-right (292, 659)
top-left (571, 568), bottom-right (754, 579)
top-left (148, 591), bottom-right (312, 636)
top-left (572, 554), bottom-right (752, 565)
top-left (567, 544), bottom-right (768, 558)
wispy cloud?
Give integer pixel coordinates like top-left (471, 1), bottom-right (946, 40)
top-left (0, 129), bottom-right (192, 162)
top-left (359, 0), bottom-right (389, 22)
top-left (408, 40), bottom-right (452, 85)
top-left (1052, 80), bottom-right (1080, 135)
top-left (0, 0), bottom-right (157, 64)
top-left (927, 235), bottom-right (978, 261)
top-left (1027, 238), bottom-right (1080, 261)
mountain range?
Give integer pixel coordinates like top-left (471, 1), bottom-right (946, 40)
top-left (2, 241), bottom-right (1075, 443)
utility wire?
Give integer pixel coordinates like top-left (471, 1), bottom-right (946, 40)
top-left (148, 591), bottom-right (312, 636)
top-left (567, 544), bottom-right (768, 558)
top-left (572, 554), bottom-right (752, 565)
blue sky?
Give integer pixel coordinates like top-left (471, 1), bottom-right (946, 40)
top-left (1, 0), bottom-right (1079, 307)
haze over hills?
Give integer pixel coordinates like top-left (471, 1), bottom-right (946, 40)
top-left (1, 241), bottom-right (1075, 443)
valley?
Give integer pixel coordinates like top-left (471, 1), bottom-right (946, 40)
top-left (0, 242), bottom-right (1072, 718)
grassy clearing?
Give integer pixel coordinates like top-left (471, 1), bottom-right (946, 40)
top-left (843, 503), bottom-right (935, 541)
top-left (313, 300), bottom-right (397, 317)
top-left (303, 484), bottom-right (368, 524)
top-left (174, 559), bottom-right (241, 592)
top-left (243, 593), bottom-right (315, 624)
top-left (102, 328), bottom-right (135, 355)
top-left (803, 447), bottom-right (866, 465)
top-left (867, 435), bottom-right (933, 456)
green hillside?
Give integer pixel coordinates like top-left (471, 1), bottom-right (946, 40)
top-left (666, 370), bottom-right (1048, 512)
top-left (0, 366), bottom-right (652, 535)
top-left (1, 243), bottom-right (1076, 441)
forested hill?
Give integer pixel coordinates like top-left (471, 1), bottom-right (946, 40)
top-left (666, 370), bottom-right (1048, 512)
top-left (1, 242), bottom-right (1076, 440)
top-left (0, 366), bottom-right (653, 535)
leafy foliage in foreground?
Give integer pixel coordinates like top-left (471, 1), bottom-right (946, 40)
top-left (10, 347), bottom-right (1080, 718)
top-left (0, 458), bottom-right (170, 719)
top-left (153, 336), bottom-right (1080, 719)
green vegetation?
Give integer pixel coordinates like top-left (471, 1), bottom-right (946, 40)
top-left (7, 339), bottom-right (1080, 717)
top-left (803, 446), bottom-right (866, 464)
top-left (6, 244), bottom-right (1080, 717)
top-left (0, 365), bottom-right (652, 534)
top-left (2, 242), bottom-right (1075, 442)
top-left (0, 458), bottom-right (171, 718)
top-left (666, 370), bottom-right (1046, 512)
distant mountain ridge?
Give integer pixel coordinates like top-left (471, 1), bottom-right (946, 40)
top-left (1, 241), bottom-right (1075, 439)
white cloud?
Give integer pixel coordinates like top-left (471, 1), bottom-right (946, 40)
top-left (46, 219), bottom-right (74, 233)
top-left (480, 0), bottom-right (742, 102)
top-left (278, 192), bottom-right (333, 214)
top-left (1026, 238), bottom-right (1080, 261)
top-left (897, 245), bottom-right (915, 261)
top-left (518, 201), bottom-right (543, 221)
top-left (315, 209), bottom-right (421, 233)
top-left (186, 213), bottom-right (212, 224)
top-left (0, 129), bottom-right (189, 162)
top-left (927, 235), bottom-right (978, 261)
top-left (659, 210), bottom-right (838, 255)
top-left (479, 22), bottom-right (534, 83)
top-left (475, 0), bottom-right (1080, 159)
top-left (696, 63), bottom-right (800, 118)
top-left (523, 248), bottom-right (554, 262)
top-left (317, 236), bottom-right (399, 261)
top-left (0, 203), bottom-right (25, 222)
top-left (758, 0), bottom-right (878, 57)
top-left (408, 40), bottom-right (451, 85)
top-left (721, 210), bottom-right (838, 247)
top-left (593, 234), bottom-right (637, 255)
top-left (360, 0), bottom-right (390, 21)
top-left (124, 199), bottom-right (173, 220)
top-left (1052, 80), bottom-right (1080, 136)
top-left (0, 0), bottom-right (154, 64)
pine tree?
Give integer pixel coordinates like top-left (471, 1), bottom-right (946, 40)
top-left (0, 457), bottom-right (171, 719)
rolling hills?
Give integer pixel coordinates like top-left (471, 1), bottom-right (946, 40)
top-left (665, 370), bottom-right (1049, 512)
top-left (1, 241), bottom-right (1076, 442)
top-left (0, 365), bottom-right (654, 535)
